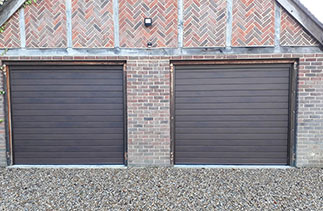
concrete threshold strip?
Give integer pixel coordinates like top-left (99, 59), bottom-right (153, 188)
top-left (175, 165), bottom-right (293, 169)
top-left (8, 165), bottom-right (126, 169)
top-left (7, 165), bottom-right (293, 169)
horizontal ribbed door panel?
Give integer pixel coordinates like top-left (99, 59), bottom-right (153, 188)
top-left (10, 64), bottom-right (125, 165)
top-left (174, 64), bottom-right (291, 165)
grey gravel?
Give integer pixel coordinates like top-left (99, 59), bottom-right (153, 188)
top-left (0, 167), bottom-right (322, 210)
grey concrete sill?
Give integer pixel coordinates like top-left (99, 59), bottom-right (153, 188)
top-left (174, 165), bottom-right (294, 169)
top-left (7, 165), bottom-right (126, 169)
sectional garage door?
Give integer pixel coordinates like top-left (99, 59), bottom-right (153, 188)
top-left (174, 64), bottom-right (292, 165)
top-left (10, 64), bottom-right (125, 165)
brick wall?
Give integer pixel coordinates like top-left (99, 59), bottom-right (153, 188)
top-left (0, 0), bottom-right (321, 48)
top-left (280, 9), bottom-right (319, 46)
top-left (25, 0), bottom-right (67, 48)
top-left (297, 54), bottom-right (323, 167)
top-left (0, 11), bottom-right (20, 48)
top-left (119, 0), bottom-right (178, 48)
top-left (72, 0), bottom-right (114, 48)
top-left (127, 59), bottom-right (171, 165)
top-left (232, 0), bottom-right (275, 46)
top-left (183, 0), bottom-right (227, 47)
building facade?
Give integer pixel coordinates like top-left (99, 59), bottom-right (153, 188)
top-left (0, 0), bottom-right (322, 167)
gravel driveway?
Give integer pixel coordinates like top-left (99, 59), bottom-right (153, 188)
top-left (0, 167), bottom-right (322, 210)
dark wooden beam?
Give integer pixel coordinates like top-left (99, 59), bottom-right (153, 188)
top-left (277, 0), bottom-right (323, 46)
top-left (0, 0), bottom-right (25, 27)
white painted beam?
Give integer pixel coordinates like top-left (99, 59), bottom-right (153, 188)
top-left (18, 7), bottom-right (25, 48)
top-left (177, 0), bottom-right (184, 48)
top-left (225, 0), bottom-right (233, 49)
top-left (274, 1), bottom-right (281, 51)
top-left (113, 0), bottom-right (120, 48)
top-left (65, 0), bottom-right (72, 48)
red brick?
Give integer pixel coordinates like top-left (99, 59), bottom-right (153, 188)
top-left (232, 0), bottom-right (275, 46)
top-left (119, 0), bottom-right (178, 48)
top-left (72, 0), bottom-right (114, 48)
top-left (25, 0), bottom-right (67, 48)
top-left (0, 11), bottom-right (20, 48)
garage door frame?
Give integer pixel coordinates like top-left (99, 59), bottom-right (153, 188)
top-left (3, 61), bottom-right (128, 166)
top-left (170, 59), bottom-right (298, 166)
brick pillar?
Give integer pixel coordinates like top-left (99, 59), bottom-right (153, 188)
top-left (127, 59), bottom-right (171, 166)
top-left (296, 54), bottom-right (323, 167)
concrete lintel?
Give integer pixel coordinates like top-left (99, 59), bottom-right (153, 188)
top-left (0, 46), bottom-right (322, 57)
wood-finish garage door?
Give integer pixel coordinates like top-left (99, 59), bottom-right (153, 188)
top-left (10, 64), bottom-right (125, 165)
top-left (174, 64), bottom-right (292, 165)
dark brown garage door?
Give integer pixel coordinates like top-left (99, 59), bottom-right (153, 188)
top-left (174, 64), bottom-right (292, 165)
top-left (10, 64), bottom-right (125, 165)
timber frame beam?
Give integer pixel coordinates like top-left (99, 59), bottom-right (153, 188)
top-left (0, 0), bottom-right (25, 27)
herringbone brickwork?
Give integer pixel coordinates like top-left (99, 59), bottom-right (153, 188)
top-left (281, 9), bottom-right (319, 46)
top-left (25, 0), bottom-right (66, 48)
top-left (119, 0), bottom-right (178, 48)
top-left (0, 11), bottom-right (20, 48)
top-left (72, 0), bottom-right (114, 48)
top-left (183, 0), bottom-right (226, 47)
top-left (232, 0), bottom-right (275, 46)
